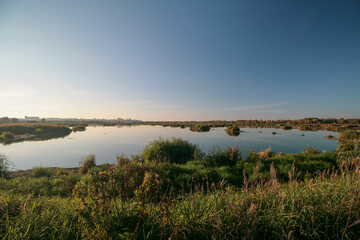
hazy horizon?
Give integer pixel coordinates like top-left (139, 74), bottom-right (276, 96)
top-left (1, 1), bottom-right (359, 121)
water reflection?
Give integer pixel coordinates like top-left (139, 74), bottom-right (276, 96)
top-left (226, 131), bottom-right (240, 137)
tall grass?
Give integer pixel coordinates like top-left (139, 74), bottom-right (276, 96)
top-left (1, 137), bottom-right (360, 239)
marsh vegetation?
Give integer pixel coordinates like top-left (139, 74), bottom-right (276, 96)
top-left (0, 124), bottom-right (72, 145)
top-left (189, 125), bottom-right (211, 132)
top-left (0, 131), bottom-right (359, 239)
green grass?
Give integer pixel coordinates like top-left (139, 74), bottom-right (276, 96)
top-left (1, 136), bottom-right (360, 239)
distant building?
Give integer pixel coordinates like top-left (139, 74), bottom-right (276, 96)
top-left (25, 116), bottom-right (40, 121)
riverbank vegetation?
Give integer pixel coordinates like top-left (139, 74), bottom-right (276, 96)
top-left (1, 132), bottom-right (360, 239)
top-left (0, 124), bottom-right (72, 145)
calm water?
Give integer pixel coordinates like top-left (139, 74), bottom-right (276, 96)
top-left (0, 125), bottom-right (339, 170)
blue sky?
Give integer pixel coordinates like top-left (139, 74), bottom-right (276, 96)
top-left (0, 0), bottom-right (359, 120)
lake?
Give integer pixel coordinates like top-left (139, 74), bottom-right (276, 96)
top-left (0, 125), bottom-right (339, 170)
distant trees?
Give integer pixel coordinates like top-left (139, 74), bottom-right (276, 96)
top-left (0, 117), bottom-right (10, 124)
top-left (0, 117), bottom-right (19, 124)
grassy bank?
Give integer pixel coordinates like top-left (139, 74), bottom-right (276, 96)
top-left (0, 123), bottom-right (72, 144)
top-left (0, 135), bottom-right (359, 239)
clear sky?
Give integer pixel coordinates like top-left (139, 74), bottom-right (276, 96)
top-left (0, 0), bottom-right (359, 121)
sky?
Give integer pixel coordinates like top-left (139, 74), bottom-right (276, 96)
top-left (0, 0), bottom-right (359, 121)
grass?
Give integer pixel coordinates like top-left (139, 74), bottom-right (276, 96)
top-left (1, 135), bottom-right (360, 239)
top-left (79, 154), bottom-right (97, 174)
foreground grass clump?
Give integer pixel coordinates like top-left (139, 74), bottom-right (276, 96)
top-left (142, 138), bottom-right (199, 164)
top-left (79, 154), bottom-right (97, 174)
top-left (31, 166), bottom-right (54, 178)
top-left (1, 152), bottom-right (359, 239)
top-left (257, 147), bottom-right (275, 159)
top-left (337, 130), bottom-right (360, 151)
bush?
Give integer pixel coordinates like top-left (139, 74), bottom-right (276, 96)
top-left (142, 138), bottom-right (199, 164)
top-left (79, 154), bottom-right (97, 174)
top-left (258, 147), bottom-right (275, 159)
top-left (337, 131), bottom-right (360, 151)
top-left (246, 149), bottom-right (259, 162)
top-left (31, 166), bottom-right (53, 178)
top-left (302, 145), bottom-right (318, 154)
top-left (116, 154), bottom-right (130, 165)
top-left (0, 154), bottom-right (12, 178)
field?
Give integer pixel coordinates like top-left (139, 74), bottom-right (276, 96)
top-left (0, 133), bottom-right (360, 239)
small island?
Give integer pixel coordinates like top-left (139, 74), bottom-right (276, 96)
top-left (189, 125), bottom-right (211, 132)
top-left (225, 126), bottom-right (241, 136)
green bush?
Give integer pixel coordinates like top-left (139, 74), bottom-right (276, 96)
top-left (31, 166), bottom-right (53, 178)
top-left (337, 131), bottom-right (360, 151)
top-left (257, 147), bottom-right (275, 159)
top-left (302, 145), bottom-right (318, 154)
top-left (0, 154), bottom-right (12, 178)
top-left (79, 154), bottom-right (97, 174)
top-left (142, 138), bottom-right (199, 164)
